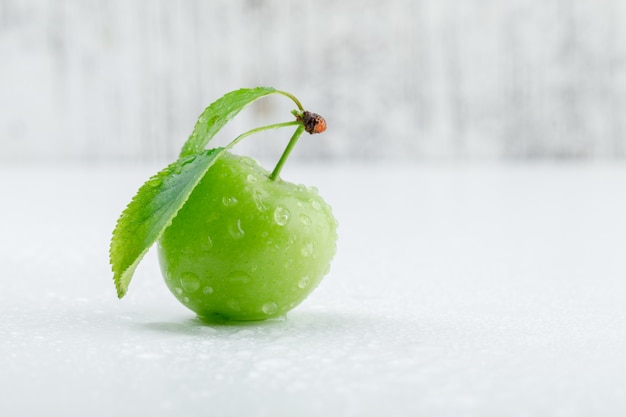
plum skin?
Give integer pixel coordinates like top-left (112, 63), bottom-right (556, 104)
top-left (157, 152), bottom-right (338, 321)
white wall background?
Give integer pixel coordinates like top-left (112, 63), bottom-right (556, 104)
top-left (1, 0), bottom-right (626, 164)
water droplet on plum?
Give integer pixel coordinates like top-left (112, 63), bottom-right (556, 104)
top-left (204, 235), bottom-right (213, 251)
top-left (310, 199), bottom-right (322, 211)
top-left (240, 157), bottom-right (255, 168)
top-left (227, 299), bottom-right (241, 311)
top-left (227, 271), bottom-right (251, 285)
top-left (298, 276), bottom-right (310, 289)
top-left (299, 214), bottom-right (312, 226)
top-left (273, 206), bottom-right (290, 226)
top-left (180, 272), bottom-right (200, 293)
top-left (203, 286), bottom-right (214, 295)
top-left (300, 242), bottom-right (314, 257)
top-left (174, 287), bottom-right (183, 295)
top-left (254, 191), bottom-right (268, 212)
top-left (261, 302), bottom-right (278, 315)
top-left (222, 196), bottom-right (238, 207)
top-left (228, 218), bottom-right (245, 239)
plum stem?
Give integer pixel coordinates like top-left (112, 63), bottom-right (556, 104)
top-left (276, 90), bottom-right (305, 112)
top-left (269, 125), bottom-right (305, 181)
top-left (222, 89), bottom-right (323, 182)
top-left (224, 121), bottom-right (300, 152)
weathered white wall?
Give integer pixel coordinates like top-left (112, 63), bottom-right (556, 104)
top-left (1, 0), bottom-right (625, 163)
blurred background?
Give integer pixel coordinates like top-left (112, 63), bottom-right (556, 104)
top-left (1, 0), bottom-right (625, 165)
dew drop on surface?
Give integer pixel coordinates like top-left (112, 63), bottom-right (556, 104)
top-left (174, 158), bottom-right (196, 174)
top-left (300, 242), bottom-right (314, 257)
top-left (180, 272), bottom-right (201, 293)
top-left (310, 199), bottom-right (322, 211)
top-left (174, 287), bottom-right (183, 295)
top-left (147, 176), bottom-right (162, 188)
top-left (299, 214), bottom-right (312, 226)
top-left (254, 191), bottom-right (268, 212)
top-left (228, 218), bottom-right (245, 239)
top-left (182, 296), bottom-right (190, 303)
top-left (240, 157), bottom-right (255, 168)
top-left (203, 286), bottom-right (214, 295)
top-left (227, 299), bottom-right (241, 311)
top-left (298, 276), bottom-right (310, 289)
top-left (204, 235), bottom-right (213, 251)
top-left (273, 206), bottom-right (291, 226)
top-left (246, 174), bottom-right (258, 183)
top-left (181, 155), bottom-right (196, 165)
top-left (228, 271), bottom-right (251, 285)
top-left (222, 196), bottom-right (238, 207)
top-left (262, 302), bottom-right (278, 315)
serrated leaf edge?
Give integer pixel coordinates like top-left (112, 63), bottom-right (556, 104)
top-left (109, 148), bottom-right (226, 298)
top-left (179, 86), bottom-right (278, 158)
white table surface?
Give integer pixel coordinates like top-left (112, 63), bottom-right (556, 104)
top-left (1, 160), bottom-right (625, 417)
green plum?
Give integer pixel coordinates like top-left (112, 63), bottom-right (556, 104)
top-left (110, 88), bottom-right (336, 322)
top-left (157, 151), bottom-right (338, 321)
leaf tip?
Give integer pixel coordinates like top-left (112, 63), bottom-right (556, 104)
top-left (114, 277), bottom-right (127, 299)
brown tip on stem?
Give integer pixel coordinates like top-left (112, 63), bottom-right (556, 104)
top-left (297, 111), bottom-right (326, 134)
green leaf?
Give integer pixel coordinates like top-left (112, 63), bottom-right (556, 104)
top-left (110, 148), bottom-right (226, 298)
top-left (179, 86), bottom-right (278, 158)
